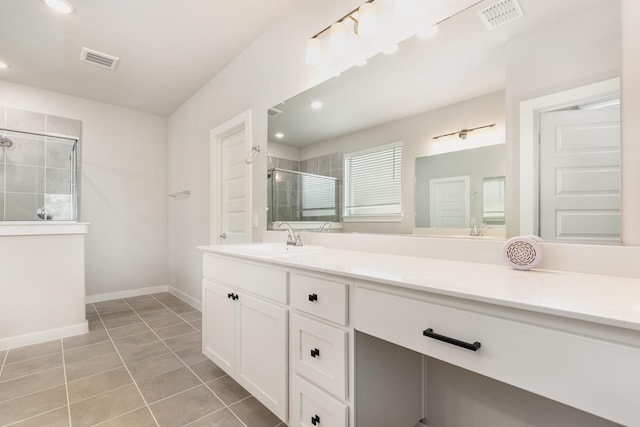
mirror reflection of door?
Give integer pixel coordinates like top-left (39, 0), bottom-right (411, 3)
top-left (429, 176), bottom-right (470, 228)
top-left (482, 176), bottom-right (505, 226)
top-left (538, 101), bottom-right (620, 243)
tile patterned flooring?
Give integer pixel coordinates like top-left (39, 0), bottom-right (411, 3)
top-left (0, 293), bottom-right (285, 427)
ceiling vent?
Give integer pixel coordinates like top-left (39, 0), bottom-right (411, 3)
top-left (478, 0), bottom-right (524, 30)
top-left (80, 47), bottom-right (119, 70)
top-left (267, 107), bottom-right (283, 118)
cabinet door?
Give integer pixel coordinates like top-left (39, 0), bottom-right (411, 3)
top-left (202, 280), bottom-right (235, 376)
top-left (236, 292), bottom-right (288, 421)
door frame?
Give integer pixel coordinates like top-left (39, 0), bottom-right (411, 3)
top-left (210, 110), bottom-right (253, 245)
top-left (429, 175), bottom-right (470, 228)
top-left (519, 78), bottom-right (619, 236)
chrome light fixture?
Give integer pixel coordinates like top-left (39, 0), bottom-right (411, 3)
top-left (305, 0), bottom-right (377, 66)
top-left (433, 124), bottom-right (496, 140)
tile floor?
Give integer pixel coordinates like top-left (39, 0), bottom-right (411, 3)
top-left (0, 293), bottom-right (285, 427)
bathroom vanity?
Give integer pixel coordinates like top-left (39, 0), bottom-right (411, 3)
top-left (199, 243), bottom-right (640, 427)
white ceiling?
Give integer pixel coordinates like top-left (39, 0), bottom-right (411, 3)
top-left (0, 0), bottom-right (298, 115)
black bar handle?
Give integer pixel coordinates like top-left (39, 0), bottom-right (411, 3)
top-left (232, 293), bottom-right (239, 301)
top-left (227, 293), bottom-right (233, 299)
top-left (308, 293), bottom-right (318, 302)
top-left (311, 414), bottom-right (320, 425)
top-left (423, 328), bottom-right (481, 352)
top-left (310, 348), bottom-right (320, 358)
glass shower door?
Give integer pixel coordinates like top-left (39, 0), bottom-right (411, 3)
top-left (0, 129), bottom-right (78, 221)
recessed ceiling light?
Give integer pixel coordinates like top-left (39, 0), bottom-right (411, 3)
top-left (43, 0), bottom-right (75, 14)
top-left (0, 61), bottom-right (10, 70)
top-left (275, 132), bottom-right (285, 139)
top-left (309, 100), bottom-right (323, 110)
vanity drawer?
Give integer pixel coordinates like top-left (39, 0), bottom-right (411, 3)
top-left (355, 285), bottom-right (640, 427)
top-left (291, 313), bottom-right (348, 400)
top-left (290, 273), bottom-right (348, 325)
top-left (290, 374), bottom-right (348, 427)
top-left (203, 253), bottom-right (287, 304)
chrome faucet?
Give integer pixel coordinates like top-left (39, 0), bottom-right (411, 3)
top-left (469, 219), bottom-right (485, 237)
top-left (276, 222), bottom-right (303, 246)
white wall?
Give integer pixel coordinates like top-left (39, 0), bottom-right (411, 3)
top-left (168, 0), bottom-right (640, 302)
top-left (0, 81), bottom-right (169, 297)
top-left (167, 0), bottom-right (366, 302)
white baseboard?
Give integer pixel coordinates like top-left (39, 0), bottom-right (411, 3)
top-left (86, 285), bottom-right (169, 303)
top-left (169, 286), bottom-right (202, 311)
top-left (0, 321), bottom-right (88, 351)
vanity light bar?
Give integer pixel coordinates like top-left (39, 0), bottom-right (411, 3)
top-left (433, 123), bottom-right (495, 140)
top-left (305, 0), bottom-right (376, 66)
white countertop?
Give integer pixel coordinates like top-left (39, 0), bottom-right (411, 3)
top-left (199, 243), bottom-right (640, 332)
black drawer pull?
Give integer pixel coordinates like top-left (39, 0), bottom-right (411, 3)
top-left (423, 328), bottom-right (481, 352)
top-left (227, 293), bottom-right (239, 301)
top-left (308, 293), bottom-right (318, 302)
top-left (311, 414), bottom-right (320, 425)
top-left (310, 348), bottom-right (320, 358)
top-left (227, 293), bottom-right (233, 299)
top-left (232, 293), bottom-right (239, 301)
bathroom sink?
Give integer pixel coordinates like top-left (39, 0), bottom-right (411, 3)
top-left (227, 242), bottom-right (324, 256)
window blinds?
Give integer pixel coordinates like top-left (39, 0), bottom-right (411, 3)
top-left (344, 142), bottom-right (402, 217)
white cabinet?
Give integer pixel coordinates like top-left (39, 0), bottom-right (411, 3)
top-left (202, 280), bottom-right (235, 373)
top-left (290, 374), bottom-right (349, 427)
top-left (202, 255), bottom-right (288, 422)
top-left (290, 313), bottom-right (348, 399)
top-left (288, 271), bottom-right (352, 426)
top-left (355, 282), bottom-right (640, 427)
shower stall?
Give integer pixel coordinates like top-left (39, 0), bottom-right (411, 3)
top-left (0, 128), bottom-right (78, 221)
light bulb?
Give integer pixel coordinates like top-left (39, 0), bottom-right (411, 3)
top-left (330, 21), bottom-right (347, 54)
top-left (43, 0), bottom-right (74, 14)
top-left (357, 3), bottom-right (377, 38)
top-left (305, 38), bottom-right (322, 66)
top-left (395, 0), bottom-right (417, 19)
top-left (309, 100), bottom-right (323, 110)
top-left (275, 132), bottom-right (284, 139)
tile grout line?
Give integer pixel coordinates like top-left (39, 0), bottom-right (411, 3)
top-left (93, 301), bottom-right (161, 427)
top-left (0, 348), bottom-right (8, 378)
top-left (3, 405), bottom-right (69, 427)
top-left (60, 337), bottom-right (73, 427)
top-left (150, 294), bottom-right (273, 426)
top-left (0, 358), bottom-right (64, 385)
top-left (0, 381), bottom-right (66, 406)
top-left (124, 295), bottom-right (251, 427)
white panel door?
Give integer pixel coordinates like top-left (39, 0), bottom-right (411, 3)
top-left (429, 176), bottom-right (470, 228)
top-left (202, 280), bottom-right (235, 376)
top-left (220, 128), bottom-right (250, 244)
top-left (539, 106), bottom-right (620, 242)
top-left (236, 292), bottom-right (288, 421)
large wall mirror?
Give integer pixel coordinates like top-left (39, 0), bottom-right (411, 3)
top-left (267, 0), bottom-right (621, 242)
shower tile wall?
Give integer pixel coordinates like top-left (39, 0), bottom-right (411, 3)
top-left (269, 153), bottom-right (343, 223)
top-left (0, 107), bottom-right (82, 221)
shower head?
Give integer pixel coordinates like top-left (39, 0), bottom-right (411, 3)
top-left (0, 136), bottom-right (13, 148)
